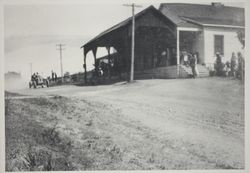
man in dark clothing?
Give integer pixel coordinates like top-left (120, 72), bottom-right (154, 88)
top-left (190, 54), bottom-right (198, 78)
top-left (35, 73), bottom-right (39, 84)
top-left (31, 73), bottom-right (36, 81)
top-left (51, 70), bottom-right (55, 81)
top-left (55, 73), bottom-right (57, 82)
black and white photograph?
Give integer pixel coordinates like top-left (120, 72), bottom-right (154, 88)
top-left (1, 0), bottom-right (247, 172)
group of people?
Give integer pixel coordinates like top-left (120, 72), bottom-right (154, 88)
top-left (216, 52), bottom-right (245, 79)
top-left (31, 71), bottom-right (58, 83)
top-left (181, 51), bottom-right (199, 78)
top-left (94, 58), bottom-right (118, 79)
top-left (230, 52), bottom-right (244, 79)
top-left (31, 72), bottom-right (41, 83)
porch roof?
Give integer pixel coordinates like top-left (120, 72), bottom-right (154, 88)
top-left (81, 5), bottom-right (176, 55)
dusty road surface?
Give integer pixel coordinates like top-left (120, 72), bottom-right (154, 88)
top-left (5, 77), bottom-right (244, 171)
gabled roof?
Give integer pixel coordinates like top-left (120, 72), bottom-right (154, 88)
top-left (159, 3), bottom-right (245, 28)
top-left (82, 5), bottom-right (176, 49)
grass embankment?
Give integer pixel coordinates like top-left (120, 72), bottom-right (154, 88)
top-left (5, 95), bottom-right (124, 171)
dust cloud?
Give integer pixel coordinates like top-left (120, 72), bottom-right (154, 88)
top-left (5, 77), bottom-right (28, 91)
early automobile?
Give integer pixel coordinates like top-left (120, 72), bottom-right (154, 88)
top-left (29, 75), bottom-right (49, 89)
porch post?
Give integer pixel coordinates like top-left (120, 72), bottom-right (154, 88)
top-left (83, 48), bottom-right (87, 83)
top-left (92, 47), bottom-right (98, 75)
top-left (106, 46), bottom-right (111, 80)
top-left (176, 27), bottom-right (180, 78)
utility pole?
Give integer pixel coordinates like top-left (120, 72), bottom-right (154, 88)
top-left (123, 3), bottom-right (142, 82)
top-left (56, 44), bottom-right (66, 82)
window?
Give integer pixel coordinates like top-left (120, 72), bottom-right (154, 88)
top-left (214, 35), bottom-right (224, 55)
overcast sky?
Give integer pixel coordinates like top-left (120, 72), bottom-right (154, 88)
top-left (4, 2), bottom-right (244, 80)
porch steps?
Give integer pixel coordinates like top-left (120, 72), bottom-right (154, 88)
top-left (180, 65), bottom-right (210, 78)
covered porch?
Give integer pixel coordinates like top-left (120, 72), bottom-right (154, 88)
top-left (81, 6), bottom-right (177, 83)
top-left (81, 6), bottom-right (208, 83)
top-left (177, 27), bottom-right (204, 64)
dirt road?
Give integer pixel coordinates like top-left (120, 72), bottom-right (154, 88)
top-left (5, 77), bottom-right (244, 170)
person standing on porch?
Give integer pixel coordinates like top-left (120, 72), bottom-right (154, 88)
top-left (183, 52), bottom-right (189, 66)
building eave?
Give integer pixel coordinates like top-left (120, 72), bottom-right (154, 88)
top-left (181, 16), bottom-right (245, 29)
top-left (202, 24), bottom-right (245, 29)
top-left (177, 26), bottom-right (201, 31)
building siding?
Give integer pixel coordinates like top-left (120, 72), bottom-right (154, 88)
top-left (203, 27), bottom-right (244, 64)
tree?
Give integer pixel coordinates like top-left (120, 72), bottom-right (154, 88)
top-left (237, 30), bottom-right (245, 49)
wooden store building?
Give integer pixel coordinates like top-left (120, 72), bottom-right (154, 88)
top-left (81, 3), bottom-right (244, 82)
